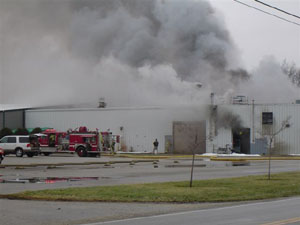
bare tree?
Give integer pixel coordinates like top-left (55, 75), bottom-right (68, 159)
top-left (281, 60), bottom-right (300, 87)
top-left (189, 134), bottom-right (209, 187)
top-left (266, 116), bottom-right (291, 180)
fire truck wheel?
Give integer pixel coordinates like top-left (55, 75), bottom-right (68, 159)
top-left (26, 153), bottom-right (34, 157)
top-left (43, 153), bottom-right (51, 156)
top-left (76, 146), bottom-right (87, 157)
top-left (15, 148), bottom-right (24, 157)
top-left (88, 153), bottom-right (98, 157)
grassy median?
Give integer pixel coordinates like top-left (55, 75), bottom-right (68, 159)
top-left (2, 171), bottom-right (300, 203)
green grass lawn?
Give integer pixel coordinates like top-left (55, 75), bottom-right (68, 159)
top-left (2, 172), bottom-right (300, 203)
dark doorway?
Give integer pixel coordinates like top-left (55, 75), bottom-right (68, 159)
top-left (232, 128), bottom-right (250, 154)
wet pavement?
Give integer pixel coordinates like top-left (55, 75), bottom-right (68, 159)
top-left (0, 154), bottom-right (300, 195)
top-left (0, 176), bottom-right (99, 184)
top-left (0, 154), bottom-right (300, 225)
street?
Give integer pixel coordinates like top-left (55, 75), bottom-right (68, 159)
top-left (0, 155), bottom-right (300, 225)
top-left (82, 197), bottom-right (300, 225)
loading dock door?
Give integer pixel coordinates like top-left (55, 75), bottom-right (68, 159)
top-left (173, 121), bottom-right (206, 154)
top-left (232, 128), bottom-right (250, 154)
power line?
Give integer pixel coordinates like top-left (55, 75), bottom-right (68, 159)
top-left (233, 0), bottom-right (300, 27)
top-left (254, 0), bottom-right (300, 20)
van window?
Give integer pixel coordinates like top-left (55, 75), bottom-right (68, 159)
top-left (19, 137), bottom-right (29, 143)
top-left (7, 137), bottom-right (17, 143)
top-left (0, 137), bottom-right (8, 143)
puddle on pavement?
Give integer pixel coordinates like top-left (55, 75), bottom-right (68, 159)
top-left (0, 177), bottom-right (99, 184)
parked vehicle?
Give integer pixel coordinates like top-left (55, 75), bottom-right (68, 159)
top-left (68, 127), bottom-right (101, 157)
top-left (0, 147), bottom-right (4, 164)
top-left (0, 135), bottom-right (40, 157)
top-left (33, 127), bottom-right (101, 157)
top-left (34, 130), bottom-right (68, 156)
top-left (68, 130), bottom-right (100, 157)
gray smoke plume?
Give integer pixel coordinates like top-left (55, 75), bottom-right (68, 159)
top-left (237, 57), bottom-right (300, 104)
top-left (215, 109), bottom-right (243, 130)
top-left (0, 0), bottom-right (248, 107)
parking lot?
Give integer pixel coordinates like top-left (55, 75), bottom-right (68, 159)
top-left (1, 154), bottom-right (300, 195)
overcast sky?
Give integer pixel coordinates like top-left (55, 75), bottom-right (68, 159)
top-left (209, 0), bottom-right (300, 70)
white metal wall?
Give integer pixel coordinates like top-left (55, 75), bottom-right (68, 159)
top-left (26, 106), bottom-right (206, 153)
top-left (207, 103), bottom-right (300, 155)
top-left (254, 104), bottom-right (300, 155)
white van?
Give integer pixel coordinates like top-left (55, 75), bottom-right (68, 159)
top-left (0, 135), bottom-right (40, 157)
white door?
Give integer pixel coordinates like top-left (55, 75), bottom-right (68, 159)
top-left (6, 137), bottom-right (17, 151)
top-left (0, 137), bottom-right (9, 150)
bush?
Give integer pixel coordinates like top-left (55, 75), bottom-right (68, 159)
top-left (14, 128), bottom-right (29, 135)
top-left (0, 127), bottom-right (13, 139)
top-left (31, 127), bottom-right (42, 134)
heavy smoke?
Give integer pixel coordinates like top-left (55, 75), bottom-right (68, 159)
top-left (237, 56), bottom-right (300, 104)
top-left (0, 0), bottom-right (250, 107)
top-left (216, 109), bottom-right (243, 130)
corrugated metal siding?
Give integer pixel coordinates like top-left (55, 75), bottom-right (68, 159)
top-left (206, 104), bottom-right (253, 153)
top-left (208, 104), bottom-right (300, 155)
top-left (0, 110), bottom-right (24, 129)
top-left (26, 106), bottom-right (206, 153)
top-left (26, 104), bottom-right (300, 155)
top-left (250, 138), bottom-right (268, 155)
top-left (4, 110), bottom-right (24, 129)
top-left (255, 104), bottom-right (300, 155)
top-left (209, 127), bottom-right (232, 153)
top-left (0, 112), bottom-right (3, 129)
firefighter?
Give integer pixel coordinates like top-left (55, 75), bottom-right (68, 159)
top-left (86, 138), bottom-right (92, 153)
top-left (153, 139), bottom-right (159, 155)
top-left (111, 139), bottom-right (116, 154)
top-left (49, 134), bottom-right (55, 147)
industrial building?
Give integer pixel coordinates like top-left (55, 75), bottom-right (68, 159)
top-left (207, 103), bottom-right (300, 155)
top-left (2, 101), bottom-right (300, 155)
top-left (25, 106), bottom-right (207, 154)
top-left (0, 105), bottom-right (28, 130)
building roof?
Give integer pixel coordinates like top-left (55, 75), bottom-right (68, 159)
top-left (0, 104), bottom-right (32, 111)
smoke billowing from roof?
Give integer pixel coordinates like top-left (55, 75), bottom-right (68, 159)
top-left (216, 110), bottom-right (243, 130)
top-left (237, 57), bottom-right (300, 104)
top-left (1, 0), bottom-right (296, 107)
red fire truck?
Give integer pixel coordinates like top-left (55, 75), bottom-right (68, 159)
top-left (35, 127), bottom-right (101, 157)
top-left (68, 127), bottom-right (100, 157)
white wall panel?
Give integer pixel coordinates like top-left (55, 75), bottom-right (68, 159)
top-left (26, 106), bottom-right (206, 153)
top-left (26, 104), bottom-right (300, 155)
top-left (207, 103), bottom-right (300, 155)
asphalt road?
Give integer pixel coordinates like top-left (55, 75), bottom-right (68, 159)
top-left (81, 197), bottom-right (300, 225)
top-left (0, 199), bottom-right (245, 225)
top-left (1, 155), bottom-right (300, 194)
top-left (1, 155), bottom-right (300, 225)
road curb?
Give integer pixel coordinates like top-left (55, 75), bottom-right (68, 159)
top-left (0, 159), bottom-right (158, 168)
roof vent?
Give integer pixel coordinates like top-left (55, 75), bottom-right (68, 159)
top-left (232, 95), bottom-right (248, 104)
top-left (98, 97), bottom-right (107, 108)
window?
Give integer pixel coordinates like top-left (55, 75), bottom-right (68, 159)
top-left (0, 137), bottom-right (8, 143)
top-left (19, 137), bottom-right (29, 143)
top-left (7, 137), bottom-right (16, 143)
top-left (262, 112), bottom-right (273, 125)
